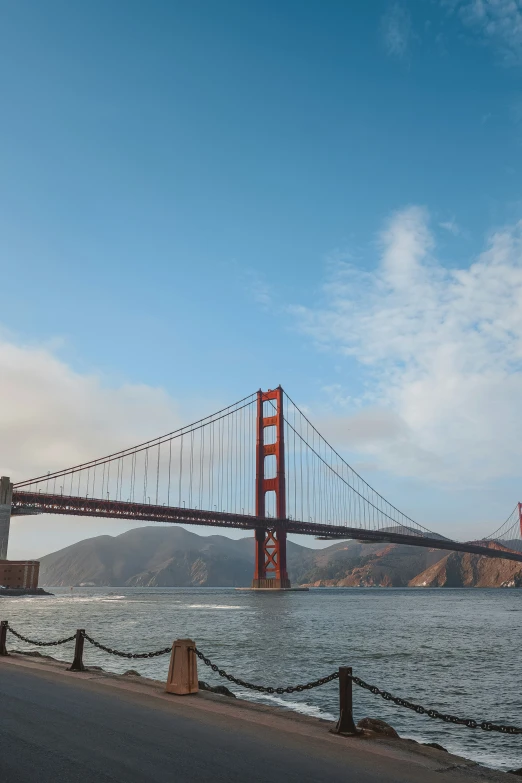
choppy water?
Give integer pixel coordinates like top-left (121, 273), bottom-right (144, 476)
top-left (1, 587), bottom-right (521, 772)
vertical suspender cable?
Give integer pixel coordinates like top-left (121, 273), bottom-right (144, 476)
top-left (167, 439), bottom-right (172, 507)
top-left (189, 430), bottom-right (194, 507)
top-left (179, 434), bottom-right (184, 506)
top-left (156, 440), bottom-right (161, 505)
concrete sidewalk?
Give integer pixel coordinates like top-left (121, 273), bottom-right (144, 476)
top-left (0, 653), bottom-right (510, 782)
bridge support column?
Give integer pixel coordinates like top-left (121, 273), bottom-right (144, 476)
top-left (252, 388), bottom-right (291, 589)
top-left (0, 477), bottom-right (13, 560)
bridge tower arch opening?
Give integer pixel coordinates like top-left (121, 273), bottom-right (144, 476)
top-left (252, 387), bottom-right (291, 589)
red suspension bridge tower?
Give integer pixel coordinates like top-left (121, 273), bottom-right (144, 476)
top-left (252, 387), bottom-right (291, 589)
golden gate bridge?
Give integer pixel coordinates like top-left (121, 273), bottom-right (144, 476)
top-left (5, 386), bottom-right (522, 587)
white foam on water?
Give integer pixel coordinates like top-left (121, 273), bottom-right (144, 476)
top-left (53, 594), bottom-right (127, 603)
top-left (184, 604), bottom-right (244, 610)
top-left (398, 733), bottom-right (518, 772)
top-left (235, 690), bottom-right (336, 721)
top-left (5, 595), bottom-right (53, 601)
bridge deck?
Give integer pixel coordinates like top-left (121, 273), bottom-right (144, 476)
top-left (12, 491), bottom-right (522, 564)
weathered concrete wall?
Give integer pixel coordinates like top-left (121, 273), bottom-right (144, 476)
top-left (0, 476), bottom-right (13, 560)
top-left (0, 560), bottom-right (40, 589)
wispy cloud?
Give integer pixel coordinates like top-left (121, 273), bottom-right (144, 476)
top-left (451, 0), bottom-right (522, 64)
top-left (439, 218), bottom-right (461, 235)
top-left (293, 206), bottom-right (522, 484)
top-left (381, 3), bottom-right (413, 58)
top-left (244, 271), bottom-right (274, 309)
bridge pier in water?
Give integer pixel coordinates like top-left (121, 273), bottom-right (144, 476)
top-left (0, 477), bottom-right (12, 560)
top-left (252, 387), bottom-right (291, 589)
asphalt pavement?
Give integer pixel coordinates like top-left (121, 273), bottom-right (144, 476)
top-left (0, 662), bottom-right (504, 783)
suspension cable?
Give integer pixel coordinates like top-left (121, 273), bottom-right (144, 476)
top-left (15, 395), bottom-right (257, 488)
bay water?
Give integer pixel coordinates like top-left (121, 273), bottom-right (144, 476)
top-left (1, 587), bottom-right (520, 772)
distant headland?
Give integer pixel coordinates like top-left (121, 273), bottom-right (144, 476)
top-left (36, 525), bottom-right (522, 589)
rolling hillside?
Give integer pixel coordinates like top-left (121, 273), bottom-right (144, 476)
top-left (37, 526), bottom-right (522, 588)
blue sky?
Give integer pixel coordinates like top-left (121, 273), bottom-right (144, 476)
top-left (2, 0), bottom-right (522, 557)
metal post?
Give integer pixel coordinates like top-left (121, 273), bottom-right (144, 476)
top-left (331, 666), bottom-right (358, 735)
top-left (68, 629), bottom-right (86, 671)
top-left (0, 621), bottom-right (8, 656)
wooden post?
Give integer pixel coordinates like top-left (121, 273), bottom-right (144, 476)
top-left (0, 621), bottom-right (8, 656)
top-left (68, 629), bottom-right (86, 672)
top-left (165, 639), bottom-right (198, 695)
top-left (331, 666), bottom-right (358, 735)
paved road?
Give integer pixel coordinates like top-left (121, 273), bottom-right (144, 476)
top-left (0, 664), bottom-right (496, 783)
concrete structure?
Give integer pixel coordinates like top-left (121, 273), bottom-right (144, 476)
top-left (0, 476), bottom-right (39, 590)
top-left (0, 560), bottom-right (40, 590)
top-left (0, 476), bottom-right (12, 560)
top-left (165, 639), bottom-right (198, 695)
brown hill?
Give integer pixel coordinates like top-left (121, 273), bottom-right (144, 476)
top-left (298, 541), bottom-right (449, 587)
top-left (38, 527), bottom-right (315, 587)
top-left (37, 527), bottom-right (522, 588)
top-left (408, 542), bottom-right (522, 588)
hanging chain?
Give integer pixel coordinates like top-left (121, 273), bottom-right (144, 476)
top-left (194, 647), bottom-right (522, 734)
top-left (193, 648), bottom-right (339, 694)
top-left (7, 626), bottom-right (76, 647)
top-left (350, 674), bottom-right (522, 735)
top-left (82, 632), bottom-right (171, 659)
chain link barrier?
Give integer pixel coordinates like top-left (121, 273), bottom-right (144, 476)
top-left (82, 632), bottom-right (171, 660)
top-left (194, 647), bottom-right (522, 735)
top-left (350, 674), bottom-right (522, 735)
top-left (5, 623), bottom-right (522, 736)
top-left (194, 648), bottom-right (339, 694)
top-left (7, 626), bottom-right (76, 647)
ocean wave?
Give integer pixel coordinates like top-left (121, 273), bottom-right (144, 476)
top-left (55, 594), bottom-right (127, 603)
top-left (235, 690), bottom-right (336, 721)
top-left (6, 595), bottom-right (53, 601)
top-left (183, 604), bottom-right (244, 610)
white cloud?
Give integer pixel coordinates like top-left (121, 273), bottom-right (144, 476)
top-left (0, 337), bottom-right (181, 483)
top-left (452, 0), bottom-right (522, 63)
top-left (248, 274), bottom-right (273, 308)
top-left (293, 206), bottom-right (522, 484)
top-left (0, 337), bottom-right (262, 558)
top-left (381, 3), bottom-right (413, 58)
top-left (439, 218), bottom-right (461, 235)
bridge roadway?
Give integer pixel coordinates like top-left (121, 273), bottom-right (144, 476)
top-left (12, 490), bottom-right (522, 564)
top-left (0, 654), bottom-right (506, 783)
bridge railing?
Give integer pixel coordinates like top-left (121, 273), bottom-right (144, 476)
top-left (1, 620), bottom-right (521, 740)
